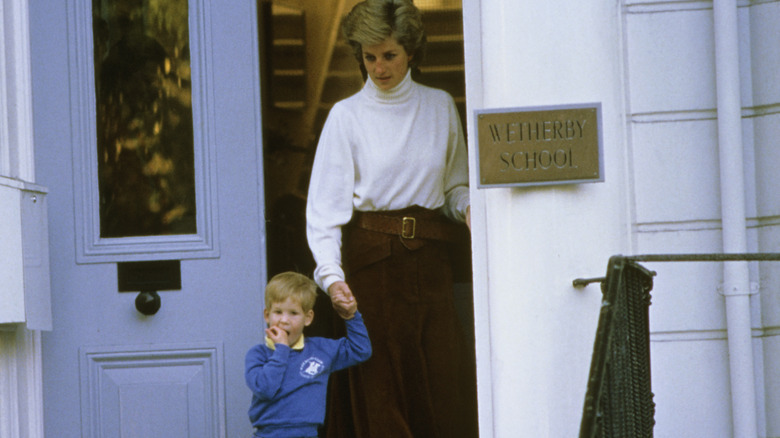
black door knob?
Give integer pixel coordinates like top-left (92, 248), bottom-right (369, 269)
top-left (135, 291), bottom-right (161, 315)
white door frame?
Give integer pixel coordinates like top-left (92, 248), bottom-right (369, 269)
top-left (461, 1), bottom-right (494, 437)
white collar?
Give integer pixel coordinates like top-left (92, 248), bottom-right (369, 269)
top-left (265, 335), bottom-right (305, 350)
top-left (363, 69), bottom-right (414, 104)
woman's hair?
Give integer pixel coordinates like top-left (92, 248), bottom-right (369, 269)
top-left (264, 272), bottom-right (318, 312)
top-left (341, 0), bottom-right (427, 71)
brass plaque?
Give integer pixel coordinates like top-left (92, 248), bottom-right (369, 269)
top-left (476, 103), bottom-right (603, 188)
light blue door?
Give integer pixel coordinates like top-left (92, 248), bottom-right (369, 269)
top-left (30, 1), bottom-right (266, 436)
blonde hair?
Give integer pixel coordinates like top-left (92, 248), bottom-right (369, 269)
top-left (341, 0), bottom-right (426, 70)
top-left (264, 272), bottom-right (318, 312)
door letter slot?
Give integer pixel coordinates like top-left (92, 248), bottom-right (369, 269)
top-left (118, 260), bottom-right (181, 315)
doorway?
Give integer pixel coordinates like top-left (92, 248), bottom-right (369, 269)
top-left (257, 0), bottom-right (472, 339)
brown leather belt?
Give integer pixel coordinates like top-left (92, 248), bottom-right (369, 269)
top-left (352, 209), bottom-right (461, 242)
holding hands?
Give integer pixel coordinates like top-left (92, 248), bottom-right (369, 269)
top-left (328, 281), bottom-right (358, 320)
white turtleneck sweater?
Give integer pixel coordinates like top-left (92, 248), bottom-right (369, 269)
top-left (306, 69), bottom-right (469, 292)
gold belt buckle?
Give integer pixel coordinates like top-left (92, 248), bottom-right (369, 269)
top-left (401, 217), bottom-right (416, 239)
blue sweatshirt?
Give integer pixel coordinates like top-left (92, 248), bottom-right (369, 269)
top-left (245, 312), bottom-right (371, 437)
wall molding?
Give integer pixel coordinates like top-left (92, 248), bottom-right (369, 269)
top-left (651, 326), bottom-right (780, 342)
top-left (745, 103), bottom-right (780, 119)
top-left (651, 329), bottom-right (727, 343)
top-left (636, 215), bottom-right (780, 234)
top-left (631, 103), bottom-right (780, 125)
top-left (624, 0), bottom-right (772, 15)
top-left (631, 108), bottom-right (716, 124)
top-left (625, 1), bottom-right (714, 15)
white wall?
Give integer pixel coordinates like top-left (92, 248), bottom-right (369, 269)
top-left (467, 0), bottom-right (779, 437)
top-left (624, 1), bottom-right (780, 436)
top-left (625, 3), bottom-right (735, 436)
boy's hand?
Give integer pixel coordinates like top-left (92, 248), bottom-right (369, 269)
top-left (328, 281), bottom-right (358, 320)
top-left (266, 326), bottom-right (289, 346)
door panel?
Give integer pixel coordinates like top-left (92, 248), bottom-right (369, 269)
top-left (80, 344), bottom-right (222, 437)
top-left (30, 1), bottom-right (265, 436)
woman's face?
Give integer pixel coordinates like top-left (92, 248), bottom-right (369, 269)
top-left (362, 37), bottom-right (412, 91)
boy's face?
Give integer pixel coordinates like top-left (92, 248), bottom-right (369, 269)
top-left (263, 297), bottom-right (313, 346)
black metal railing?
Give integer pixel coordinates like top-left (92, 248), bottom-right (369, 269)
top-left (578, 256), bottom-right (656, 438)
top-left (576, 253), bottom-right (780, 438)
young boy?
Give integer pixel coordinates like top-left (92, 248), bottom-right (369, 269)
top-left (245, 271), bottom-right (371, 438)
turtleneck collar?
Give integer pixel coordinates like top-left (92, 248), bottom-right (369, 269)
top-left (363, 68), bottom-right (414, 104)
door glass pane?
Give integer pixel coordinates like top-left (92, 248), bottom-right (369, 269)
top-left (93, 0), bottom-right (195, 238)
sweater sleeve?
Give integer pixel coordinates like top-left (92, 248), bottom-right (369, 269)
top-left (441, 94), bottom-right (470, 223)
top-left (331, 312), bottom-right (372, 372)
top-left (245, 344), bottom-right (291, 400)
top-left (306, 104), bottom-right (357, 292)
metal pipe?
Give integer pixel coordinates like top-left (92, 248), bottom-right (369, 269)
top-left (713, 0), bottom-right (758, 436)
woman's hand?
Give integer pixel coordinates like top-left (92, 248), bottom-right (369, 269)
top-left (328, 281), bottom-right (358, 320)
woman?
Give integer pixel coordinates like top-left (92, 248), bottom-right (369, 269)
top-left (306, 0), bottom-right (477, 436)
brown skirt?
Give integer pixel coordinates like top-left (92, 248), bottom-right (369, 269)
top-left (325, 207), bottom-right (478, 438)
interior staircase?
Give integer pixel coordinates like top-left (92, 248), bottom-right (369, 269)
top-left (262, 1), bottom-right (466, 204)
top-left (415, 8), bottom-right (466, 131)
top-left (267, 4), bottom-right (307, 111)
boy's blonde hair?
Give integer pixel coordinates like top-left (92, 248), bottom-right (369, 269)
top-left (264, 272), bottom-right (318, 312)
